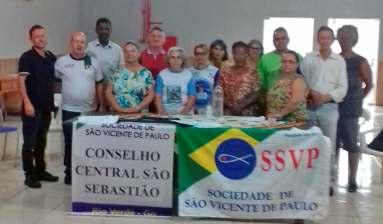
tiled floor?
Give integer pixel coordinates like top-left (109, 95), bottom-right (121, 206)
top-left (0, 106), bottom-right (382, 224)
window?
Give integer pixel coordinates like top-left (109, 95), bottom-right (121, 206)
top-left (263, 17), bottom-right (314, 56)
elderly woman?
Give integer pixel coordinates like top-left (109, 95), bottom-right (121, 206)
top-left (155, 46), bottom-right (196, 115)
top-left (209, 39), bottom-right (229, 70)
top-left (105, 41), bottom-right (155, 113)
top-left (336, 25), bottom-right (373, 193)
top-left (247, 39), bottom-right (264, 69)
top-left (267, 51), bottom-right (307, 121)
top-left (219, 41), bottom-right (260, 116)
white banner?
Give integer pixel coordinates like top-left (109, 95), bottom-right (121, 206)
top-left (178, 127), bottom-right (331, 220)
top-left (72, 121), bottom-right (175, 216)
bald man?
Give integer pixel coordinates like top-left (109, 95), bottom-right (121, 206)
top-left (55, 32), bottom-right (104, 185)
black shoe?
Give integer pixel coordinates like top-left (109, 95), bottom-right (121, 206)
top-left (37, 171), bottom-right (59, 182)
top-left (24, 176), bottom-right (42, 189)
top-left (329, 186), bottom-right (334, 196)
top-left (64, 174), bottom-right (71, 185)
top-left (348, 183), bottom-right (358, 193)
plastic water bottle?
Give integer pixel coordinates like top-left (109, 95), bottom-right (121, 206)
top-left (212, 85), bottom-right (223, 118)
top-left (206, 105), bottom-right (213, 117)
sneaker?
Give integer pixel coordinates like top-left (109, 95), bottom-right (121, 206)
top-left (64, 174), bottom-right (71, 185)
top-left (37, 171), bottom-right (59, 182)
top-left (24, 176), bottom-right (42, 189)
top-left (348, 183), bottom-right (358, 193)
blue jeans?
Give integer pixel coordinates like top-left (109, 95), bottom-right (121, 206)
top-left (308, 103), bottom-right (339, 181)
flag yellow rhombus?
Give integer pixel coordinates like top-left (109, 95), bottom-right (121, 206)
top-left (189, 129), bottom-right (259, 174)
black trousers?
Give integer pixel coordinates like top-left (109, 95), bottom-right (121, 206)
top-left (21, 112), bottom-right (51, 176)
top-left (62, 110), bottom-right (81, 175)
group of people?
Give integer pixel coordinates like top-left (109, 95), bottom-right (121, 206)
top-left (18, 17), bottom-right (373, 196)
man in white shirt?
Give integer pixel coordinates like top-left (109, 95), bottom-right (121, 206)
top-left (55, 32), bottom-right (104, 185)
top-left (300, 26), bottom-right (348, 196)
top-left (87, 17), bottom-right (124, 81)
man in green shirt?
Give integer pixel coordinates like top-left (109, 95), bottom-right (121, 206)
top-left (257, 27), bottom-right (302, 92)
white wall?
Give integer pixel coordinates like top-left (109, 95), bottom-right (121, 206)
top-left (0, 0), bottom-right (80, 58)
top-left (2, 0), bottom-right (383, 58)
top-left (150, 0), bottom-right (383, 58)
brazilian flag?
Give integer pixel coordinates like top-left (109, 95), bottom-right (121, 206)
top-left (176, 126), bottom-right (330, 219)
top-left (177, 126), bottom-right (275, 193)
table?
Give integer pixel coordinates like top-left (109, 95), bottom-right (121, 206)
top-left (71, 115), bottom-right (331, 221)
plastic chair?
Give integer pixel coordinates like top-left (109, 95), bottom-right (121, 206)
top-left (0, 93), bottom-right (5, 122)
top-left (0, 91), bottom-right (19, 161)
top-left (0, 120), bottom-right (19, 161)
top-left (358, 109), bottom-right (383, 183)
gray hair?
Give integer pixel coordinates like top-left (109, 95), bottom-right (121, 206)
top-left (124, 40), bottom-right (140, 50)
top-left (273, 27), bottom-right (289, 38)
top-left (165, 46), bottom-right (187, 67)
top-left (337, 25), bottom-right (358, 46)
top-left (248, 39), bottom-right (264, 56)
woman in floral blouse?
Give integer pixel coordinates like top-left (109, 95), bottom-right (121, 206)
top-left (105, 41), bottom-right (155, 113)
top-left (267, 51), bottom-right (308, 121)
top-left (219, 41), bottom-right (260, 116)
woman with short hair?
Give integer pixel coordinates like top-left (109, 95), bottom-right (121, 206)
top-left (266, 51), bottom-right (308, 121)
top-left (105, 41), bottom-right (155, 113)
top-left (247, 39), bottom-right (264, 69)
top-left (336, 25), bottom-right (373, 192)
top-left (155, 46), bottom-right (196, 115)
top-left (219, 41), bottom-right (260, 116)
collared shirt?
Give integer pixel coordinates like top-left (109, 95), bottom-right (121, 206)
top-left (87, 39), bottom-right (124, 80)
top-left (55, 54), bottom-right (103, 112)
top-left (140, 48), bottom-right (167, 78)
top-left (18, 48), bottom-right (57, 113)
top-left (300, 51), bottom-right (348, 103)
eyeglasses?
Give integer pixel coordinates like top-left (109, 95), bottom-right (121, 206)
top-left (282, 60), bottom-right (297, 64)
top-left (249, 46), bottom-right (262, 50)
top-left (195, 52), bottom-right (208, 56)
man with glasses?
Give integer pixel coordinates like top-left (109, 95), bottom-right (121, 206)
top-left (257, 27), bottom-right (302, 115)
